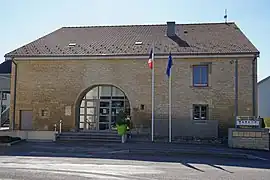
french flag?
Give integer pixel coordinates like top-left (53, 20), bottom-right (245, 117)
top-left (148, 49), bottom-right (153, 69)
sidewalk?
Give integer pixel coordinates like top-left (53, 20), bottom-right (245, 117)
top-left (123, 142), bottom-right (270, 160)
top-left (54, 141), bottom-right (270, 161)
top-left (2, 141), bottom-right (269, 161)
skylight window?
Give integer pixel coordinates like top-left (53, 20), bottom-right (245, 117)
top-left (135, 41), bottom-right (143, 45)
top-left (68, 43), bottom-right (76, 47)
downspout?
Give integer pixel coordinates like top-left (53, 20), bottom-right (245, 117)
top-left (11, 59), bottom-right (18, 130)
top-left (234, 59), bottom-right (238, 128)
top-left (0, 91), bottom-right (2, 126)
top-left (252, 56), bottom-right (257, 117)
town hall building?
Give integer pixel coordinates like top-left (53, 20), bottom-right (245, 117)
top-left (5, 21), bottom-right (259, 139)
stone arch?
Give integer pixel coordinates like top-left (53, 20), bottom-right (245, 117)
top-left (74, 84), bottom-right (131, 131)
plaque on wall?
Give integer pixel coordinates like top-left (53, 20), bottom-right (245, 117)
top-left (65, 106), bottom-right (72, 116)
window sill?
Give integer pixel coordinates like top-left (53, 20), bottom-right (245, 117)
top-left (192, 120), bottom-right (208, 124)
top-left (190, 85), bottom-right (211, 89)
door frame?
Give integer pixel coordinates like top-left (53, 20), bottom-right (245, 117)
top-left (98, 99), bottom-right (112, 131)
top-left (81, 99), bottom-right (98, 131)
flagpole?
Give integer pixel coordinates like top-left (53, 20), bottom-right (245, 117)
top-left (151, 43), bottom-right (155, 142)
top-left (169, 68), bottom-right (172, 143)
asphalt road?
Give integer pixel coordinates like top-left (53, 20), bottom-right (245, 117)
top-left (0, 141), bottom-right (270, 179)
top-left (0, 154), bottom-right (270, 180)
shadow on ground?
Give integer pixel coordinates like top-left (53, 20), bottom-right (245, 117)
top-left (0, 141), bottom-right (269, 172)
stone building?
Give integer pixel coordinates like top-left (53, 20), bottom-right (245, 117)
top-left (5, 21), bottom-right (259, 138)
top-left (258, 76), bottom-right (270, 122)
top-left (0, 60), bottom-right (11, 127)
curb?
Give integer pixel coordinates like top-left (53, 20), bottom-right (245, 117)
top-left (128, 149), bottom-right (263, 160)
top-left (0, 139), bottom-right (25, 147)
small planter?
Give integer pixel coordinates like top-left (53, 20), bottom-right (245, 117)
top-left (115, 109), bottom-right (131, 143)
top-left (116, 124), bottom-right (128, 136)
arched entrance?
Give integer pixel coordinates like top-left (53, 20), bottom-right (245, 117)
top-left (78, 85), bottom-right (130, 131)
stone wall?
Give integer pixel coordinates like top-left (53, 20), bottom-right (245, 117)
top-left (228, 128), bottom-right (269, 150)
top-left (9, 56), bottom-right (256, 137)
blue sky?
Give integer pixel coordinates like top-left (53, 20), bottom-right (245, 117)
top-left (0, 0), bottom-right (269, 81)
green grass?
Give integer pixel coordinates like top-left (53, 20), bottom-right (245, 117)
top-left (264, 118), bottom-right (270, 128)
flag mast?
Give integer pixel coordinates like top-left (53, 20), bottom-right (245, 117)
top-left (169, 62), bottom-right (172, 143)
top-left (151, 43), bottom-right (155, 142)
top-left (168, 51), bottom-right (172, 143)
top-left (166, 45), bottom-right (173, 143)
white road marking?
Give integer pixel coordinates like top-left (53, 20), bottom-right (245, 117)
top-left (107, 150), bottom-right (130, 154)
top-left (246, 155), bottom-right (269, 161)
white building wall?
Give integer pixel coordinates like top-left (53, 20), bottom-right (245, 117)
top-left (258, 77), bottom-right (270, 118)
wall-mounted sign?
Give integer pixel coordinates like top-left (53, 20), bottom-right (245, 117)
top-left (236, 120), bottom-right (260, 126)
top-left (65, 106), bottom-right (71, 116)
top-left (236, 116), bottom-right (261, 129)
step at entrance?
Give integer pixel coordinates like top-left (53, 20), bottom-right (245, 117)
top-left (57, 131), bottom-right (122, 142)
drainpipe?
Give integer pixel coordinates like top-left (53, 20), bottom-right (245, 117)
top-left (0, 91), bottom-right (2, 126)
top-left (252, 56), bottom-right (257, 117)
top-left (234, 59), bottom-right (239, 128)
top-left (12, 59), bottom-right (18, 130)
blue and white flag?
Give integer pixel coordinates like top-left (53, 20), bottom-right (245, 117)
top-left (166, 52), bottom-right (173, 77)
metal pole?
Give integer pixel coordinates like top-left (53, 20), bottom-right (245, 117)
top-left (169, 73), bottom-right (172, 142)
top-left (0, 91), bottom-right (3, 127)
top-left (151, 43), bottom-right (155, 142)
top-left (59, 119), bottom-right (62, 133)
top-left (12, 60), bottom-right (18, 130)
top-left (234, 59), bottom-right (238, 127)
top-left (252, 57), bottom-right (256, 116)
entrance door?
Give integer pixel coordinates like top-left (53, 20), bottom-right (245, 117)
top-left (78, 85), bottom-right (131, 132)
top-left (111, 100), bottom-right (125, 130)
top-left (99, 100), bottom-right (111, 130)
top-left (80, 100), bottom-right (98, 131)
top-left (20, 110), bottom-right (33, 130)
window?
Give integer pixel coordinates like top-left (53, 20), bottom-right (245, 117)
top-left (193, 65), bottom-right (208, 87)
top-left (1, 93), bottom-right (7, 100)
top-left (1, 105), bottom-right (7, 112)
top-left (40, 109), bottom-right (49, 117)
top-left (193, 104), bottom-right (208, 120)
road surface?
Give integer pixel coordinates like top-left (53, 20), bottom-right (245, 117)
top-left (0, 154), bottom-right (270, 180)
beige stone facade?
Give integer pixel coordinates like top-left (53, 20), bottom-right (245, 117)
top-left (9, 56), bottom-right (257, 137)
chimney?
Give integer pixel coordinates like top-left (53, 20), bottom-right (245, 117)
top-left (167, 21), bottom-right (176, 37)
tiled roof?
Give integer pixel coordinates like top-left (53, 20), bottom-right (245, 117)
top-left (0, 60), bottom-right (11, 74)
top-left (5, 22), bottom-right (259, 58)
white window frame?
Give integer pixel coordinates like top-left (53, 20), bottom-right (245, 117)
top-left (193, 104), bottom-right (208, 120)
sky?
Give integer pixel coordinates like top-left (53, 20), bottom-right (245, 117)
top-left (0, 0), bottom-right (269, 81)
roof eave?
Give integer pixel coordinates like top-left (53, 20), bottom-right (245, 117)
top-left (5, 51), bottom-right (260, 59)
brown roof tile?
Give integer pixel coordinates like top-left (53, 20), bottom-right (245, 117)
top-left (5, 22), bottom-right (259, 58)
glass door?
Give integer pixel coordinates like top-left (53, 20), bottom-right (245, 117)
top-left (111, 100), bottom-right (125, 130)
top-left (79, 100), bottom-right (98, 131)
top-left (98, 100), bottom-right (111, 130)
